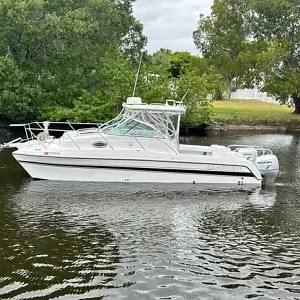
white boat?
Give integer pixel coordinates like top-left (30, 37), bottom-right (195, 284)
top-left (0, 97), bottom-right (279, 185)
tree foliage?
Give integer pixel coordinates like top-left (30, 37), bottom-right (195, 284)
top-left (193, 0), bottom-right (251, 97)
top-left (0, 0), bottom-right (145, 122)
top-left (193, 0), bottom-right (300, 113)
top-left (135, 50), bottom-right (221, 125)
top-left (0, 0), bottom-right (222, 125)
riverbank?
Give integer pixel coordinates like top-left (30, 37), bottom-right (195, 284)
top-left (211, 99), bottom-right (300, 132)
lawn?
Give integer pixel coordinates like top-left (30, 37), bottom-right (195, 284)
top-left (212, 99), bottom-right (300, 126)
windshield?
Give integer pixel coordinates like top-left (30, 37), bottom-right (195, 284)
top-left (102, 118), bottom-right (164, 138)
top-left (100, 107), bottom-right (181, 145)
top-left (99, 115), bottom-right (123, 131)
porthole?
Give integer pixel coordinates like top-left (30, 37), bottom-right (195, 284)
top-left (92, 141), bottom-right (107, 148)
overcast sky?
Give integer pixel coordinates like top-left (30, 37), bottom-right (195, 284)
top-left (133, 0), bottom-right (213, 54)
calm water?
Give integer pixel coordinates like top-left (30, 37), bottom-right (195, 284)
top-left (0, 129), bottom-right (300, 300)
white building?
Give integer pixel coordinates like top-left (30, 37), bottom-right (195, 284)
top-left (230, 88), bottom-right (277, 103)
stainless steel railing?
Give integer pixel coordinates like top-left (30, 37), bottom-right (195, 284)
top-left (4, 121), bottom-right (109, 150)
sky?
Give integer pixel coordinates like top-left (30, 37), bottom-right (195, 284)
top-left (133, 0), bottom-right (213, 54)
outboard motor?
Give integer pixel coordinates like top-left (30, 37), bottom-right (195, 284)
top-left (237, 147), bottom-right (279, 183)
top-left (256, 154), bottom-right (279, 183)
top-left (237, 148), bottom-right (258, 164)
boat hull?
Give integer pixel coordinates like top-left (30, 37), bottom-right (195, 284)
top-left (14, 153), bottom-right (262, 185)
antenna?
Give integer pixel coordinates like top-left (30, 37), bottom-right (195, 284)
top-left (132, 52), bottom-right (144, 97)
top-left (181, 90), bottom-right (189, 102)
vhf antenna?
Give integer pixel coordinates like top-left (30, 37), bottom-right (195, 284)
top-left (132, 52), bottom-right (144, 97)
top-left (181, 90), bottom-right (189, 102)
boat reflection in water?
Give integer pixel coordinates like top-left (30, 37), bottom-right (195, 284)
top-left (248, 185), bottom-right (277, 208)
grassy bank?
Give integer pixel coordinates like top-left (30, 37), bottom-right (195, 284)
top-left (212, 99), bottom-right (300, 130)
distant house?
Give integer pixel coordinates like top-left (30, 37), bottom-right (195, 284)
top-left (230, 88), bottom-right (277, 103)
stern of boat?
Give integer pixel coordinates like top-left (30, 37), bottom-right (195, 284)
top-left (230, 145), bottom-right (279, 184)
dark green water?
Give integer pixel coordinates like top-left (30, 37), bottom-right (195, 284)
top-left (0, 129), bottom-right (300, 300)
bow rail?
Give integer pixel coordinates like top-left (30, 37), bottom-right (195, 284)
top-left (1, 121), bottom-right (103, 151)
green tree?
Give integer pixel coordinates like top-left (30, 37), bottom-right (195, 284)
top-left (178, 71), bottom-right (222, 125)
top-left (136, 51), bottom-right (175, 103)
top-left (136, 49), bottom-right (220, 125)
top-left (193, 0), bottom-right (300, 114)
top-left (251, 0), bottom-right (300, 114)
top-left (193, 0), bottom-right (251, 98)
top-left (168, 51), bottom-right (197, 78)
top-left (0, 0), bottom-right (145, 122)
top-left (0, 53), bottom-right (39, 121)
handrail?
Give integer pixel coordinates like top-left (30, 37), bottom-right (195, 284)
top-left (10, 121), bottom-right (102, 127)
top-left (156, 138), bottom-right (179, 155)
top-left (25, 127), bottom-right (47, 149)
top-left (228, 144), bottom-right (263, 149)
top-left (134, 136), bottom-right (145, 150)
top-left (9, 121), bottom-right (103, 150)
top-left (0, 137), bottom-right (23, 152)
top-left (96, 128), bottom-right (114, 150)
top-left (228, 145), bottom-right (273, 156)
top-left (25, 124), bottom-right (30, 147)
top-left (68, 122), bottom-right (76, 131)
top-left (65, 132), bottom-right (81, 150)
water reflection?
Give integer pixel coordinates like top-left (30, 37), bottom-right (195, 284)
top-left (5, 179), bottom-right (298, 299)
top-left (248, 186), bottom-right (277, 208)
top-left (170, 186), bottom-right (300, 299)
top-left (0, 181), bottom-right (122, 299)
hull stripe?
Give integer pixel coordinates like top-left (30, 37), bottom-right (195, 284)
top-left (18, 160), bottom-right (255, 178)
top-left (14, 153), bottom-right (248, 167)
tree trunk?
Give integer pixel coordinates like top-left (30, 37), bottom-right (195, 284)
top-left (227, 77), bottom-right (233, 100)
top-left (293, 96), bottom-right (300, 114)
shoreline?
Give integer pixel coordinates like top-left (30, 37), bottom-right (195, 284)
top-left (208, 122), bottom-right (300, 133)
top-left (180, 120), bottom-right (300, 135)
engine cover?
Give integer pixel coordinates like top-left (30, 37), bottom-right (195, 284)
top-left (237, 148), bottom-right (258, 163)
top-left (256, 155), bottom-right (279, 183)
